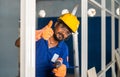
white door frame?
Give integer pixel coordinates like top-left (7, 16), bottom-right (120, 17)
top-left (20, 0), bottom-right (36, 77)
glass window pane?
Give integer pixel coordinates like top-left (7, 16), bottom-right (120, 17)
top-left (88, 2), bottom-right (101, 73)
top-left (95, 0), bottom-right (101, 4)
top-left (106, 12), bottom-right (111, 65)
top-left (115, 18), bottom-right (119, 49)
top-left (106, 12), bottom-right (112, 77)
top-left (106, 0), bottom-right (111, 11)
top-left (115, 2), bottom-right (119, 16)
top-left (36, 0), bottom-right (81, 17)
top-left (36, 0), bottom-right (81, 76)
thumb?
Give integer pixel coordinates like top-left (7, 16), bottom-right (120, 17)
top-left (47, 20), bottom-right (53, 28)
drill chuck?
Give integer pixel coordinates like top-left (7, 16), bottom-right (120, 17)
top-left (54, 58), bottom-right (63, 68)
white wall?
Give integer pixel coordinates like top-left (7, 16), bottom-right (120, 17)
top-left (0, 0), bottom-right (20, 77)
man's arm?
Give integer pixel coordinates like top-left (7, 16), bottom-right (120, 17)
top-left (15, 20), bottom-right (53, 47)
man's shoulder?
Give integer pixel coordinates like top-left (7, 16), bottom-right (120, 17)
top-left (36, 38), bottom-right (47, 46)
top-left (59, 41), bottom-right (68, 49)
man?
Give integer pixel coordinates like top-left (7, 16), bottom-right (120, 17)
top-left (36, 13), bottom-right (80, 77)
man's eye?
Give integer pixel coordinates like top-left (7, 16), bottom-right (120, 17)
top-left (67, 31), bottom-right (71, 35)
top-left (67, 31), bottom-right (70, 34)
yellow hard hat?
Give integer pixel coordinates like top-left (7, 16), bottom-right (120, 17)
top-left (58, 13), bottom-right (80, 33)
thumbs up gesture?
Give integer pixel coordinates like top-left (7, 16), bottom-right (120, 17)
top-left (36, 20), bottom-right (54, 41)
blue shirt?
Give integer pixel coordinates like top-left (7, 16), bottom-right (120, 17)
top-left (36, 38), bottom-right (69, 77)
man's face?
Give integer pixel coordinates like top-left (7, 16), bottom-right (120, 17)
top-left (53, 21), bottom-right (72, 41)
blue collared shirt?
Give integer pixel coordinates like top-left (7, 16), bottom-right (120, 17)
top-left (36, 38), bottom-right (69, 77)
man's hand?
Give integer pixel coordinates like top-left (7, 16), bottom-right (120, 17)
top-left (53, 64), bottom-right (66, 77)
top-left (42, 20), bottom-right (53, 40)
top-left (35, 20), bottom-right (54, 41)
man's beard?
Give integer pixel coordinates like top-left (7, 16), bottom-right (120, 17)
top-left (53, 32), bottom-right (64, 42)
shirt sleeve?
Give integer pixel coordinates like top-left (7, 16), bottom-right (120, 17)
top-left (61, 44), bottom-right (69, 68)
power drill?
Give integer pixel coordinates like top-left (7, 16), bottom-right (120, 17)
top-left (54, 58), bottom-right (63, 68)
